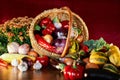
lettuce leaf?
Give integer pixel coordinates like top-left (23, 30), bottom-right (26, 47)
top-left (84, 37), bottom-right (110, 52)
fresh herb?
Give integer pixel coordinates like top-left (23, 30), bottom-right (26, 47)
top-left (0, 26), bottom-right (31, 55)
top-left (0, 31), bottom-right (8, 55)
top-left (6, 26), bottom-right (31, 45)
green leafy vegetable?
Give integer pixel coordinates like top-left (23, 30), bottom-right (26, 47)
top-left (84, 37), bottom-right (110, 52)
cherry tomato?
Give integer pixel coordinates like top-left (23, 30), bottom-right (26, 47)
top-left (36, 56), bottom-right (49, 67)
top-left (40, 17), bottom-right (52, 26)
top-left (61, 20), bottom-right (69, 29)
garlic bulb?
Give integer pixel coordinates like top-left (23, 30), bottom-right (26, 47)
top-left (54, 22), bottom-right (62, 29)
top-left (11, 59), bottom-right (19, 67)
top-left (18, 44), bottom-right (30, 55)
top-left (18, 61), bottom-right (28, 72)
top-left (33, 61), bottom-right (42, 70)
top-left (7, 42), bottom-right (20, 53)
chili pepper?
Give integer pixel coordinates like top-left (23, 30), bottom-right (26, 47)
top-left (63, 61), bottom-right (84, 80)
top-left (35, 34), bottom-right (56, 53)
top-left (0, 58), bottom-right (8, 67)
top-left (36, 55), bottom-right (49, 67)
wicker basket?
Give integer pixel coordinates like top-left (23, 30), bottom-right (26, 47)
top-left (29, 7), bottom-right (89, 59)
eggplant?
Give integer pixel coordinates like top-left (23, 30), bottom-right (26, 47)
top-left (83, 68), bottom-right (120, 80)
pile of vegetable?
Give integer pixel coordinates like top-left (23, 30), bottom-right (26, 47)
top-left (0, 16), bottom-right (33, 55)
top-left (0, 42), bottom-right (50, 71)
top-left (53, 38), bottom-right (120, 80)
top-left (34, 16), bottom-right (84, 55)
top-left (0, 16), bottom-right (120, 80)
top-left (33, 15), bottom-right (120, 79)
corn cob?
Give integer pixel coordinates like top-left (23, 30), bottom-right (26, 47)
top-left (0, 53), bottom-right (36, 63)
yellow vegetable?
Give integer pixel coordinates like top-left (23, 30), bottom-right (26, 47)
top-left (108, 45), bottom-right (120, 67)
top-left (69, 40), bottom-right (79, 54)
top-left (90, 50), bottom-right (108, 65)
top-left (0, 53), bottom-right (35, 63)
top-left (103, 64), bottom-right (119, 74)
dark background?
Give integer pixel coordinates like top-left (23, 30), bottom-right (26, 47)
top-left (0, 0), bottom-right (120, 47)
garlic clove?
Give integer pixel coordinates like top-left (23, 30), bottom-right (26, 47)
top-left (18, 61), bottom-right (28, 72)
top-left (33, 60), bottom-right (42, 70)
top-left (11, 59), bottom-right (19, 67)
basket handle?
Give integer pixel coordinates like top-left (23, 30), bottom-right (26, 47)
top-left (60, 6), bottom-right (73, 57)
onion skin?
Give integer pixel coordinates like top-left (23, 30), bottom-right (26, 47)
top-left (7, 42), bottom-right (20, 53)
top-left (18, 44), bottom-right (30, 55)
top-left (43, 34), bottom-right (53, 44)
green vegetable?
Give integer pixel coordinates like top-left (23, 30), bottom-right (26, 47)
top-left (0, 26), bottom-right (31, 55)
top-left (84, 37), bottom-right (110, 52)
top-left (103, 64), bottom-right (119, 74)
top-left (53, 16), bottom-right (59, 23)
top-left (34, 25), bottom-right (41, 31)
top-left (8, 26), bottom-right (31, 45)
top-left (73, 27), bottom-right (81, 35)
top-left (69, 40), bottom-right (79, 54)
top-left (0, 31), bottom-right (8, 55)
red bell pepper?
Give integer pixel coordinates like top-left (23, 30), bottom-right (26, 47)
top-left (40, 17), bottom-right (52, 26)
top-left (35, 34), bottom-right (56, 53)
top-left (0, 58), bottom-right (8, 67)
top-left (61, 20), bottom-right (69, 29)
top-left (42, 23), bottom-right (56, 35)
top-left (36, 55), bottom-right (49, 67)
top-left (63, 61), bottom-right (84, 80)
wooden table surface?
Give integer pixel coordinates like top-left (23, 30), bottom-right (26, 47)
top-left (0, 66), bottom-right (64, 80)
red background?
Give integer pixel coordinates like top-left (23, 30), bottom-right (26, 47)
top-left (0, 0), bottom-right (120, 47)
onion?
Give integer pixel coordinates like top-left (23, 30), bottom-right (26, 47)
top-left (18, 44), bottom-right (30, 55)
top-left (43, 34), bottom-right (53, 43)
top-left (53, 39), bottom-right (66, 54)
top-left (7, 42), bottom-right (20, 53)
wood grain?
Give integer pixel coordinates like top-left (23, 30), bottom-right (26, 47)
top-left (0, 66), bottom-right (64, 80)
